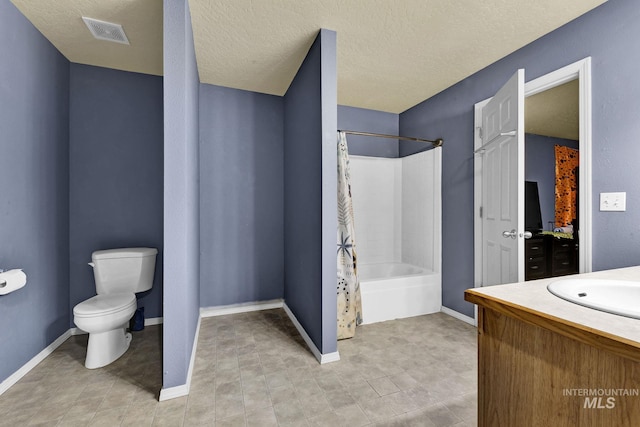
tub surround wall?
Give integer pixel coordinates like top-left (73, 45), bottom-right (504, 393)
top-left (401, 0), bottom-right (640, 318)
top-left (199, 84), bottom-right (284, 306)
top-left (349, 157), bottom-right (402, 265)
top-left (350, 149), bottom-right (441, 272)
top-left (0, 0), bottom-right (70, 385)
top-left (69, 64), bottom-right (164, 321)
top-left (402, 150), bottom-right (441, 272)
top-left (352, 149), bottom-right (442, 326)
top-left (283, 29), bottom-right (338, 356)
top-left (162, 0), bottom-right (201, 391)
top-left (525, 134), bottom-right (579, 229)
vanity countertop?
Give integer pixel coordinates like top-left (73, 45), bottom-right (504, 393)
top-left (465, 266), bottom-right (640, 361)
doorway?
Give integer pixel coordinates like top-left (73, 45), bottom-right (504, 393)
top-left (524, 80), bottom-right (580, 280)
top-left (473, 58), bottom-right (592, 292)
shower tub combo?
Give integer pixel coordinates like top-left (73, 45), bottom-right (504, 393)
top-left (359, 262), bottom-right (441, 324)
top-left (349, 149), bottom-right (443, 325)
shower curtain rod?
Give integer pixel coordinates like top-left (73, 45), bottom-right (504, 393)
top-left (338, 130), bottom-right (443, 148)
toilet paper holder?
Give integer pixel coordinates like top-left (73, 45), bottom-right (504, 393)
top-left (0, 269), bottom-right (27, 295)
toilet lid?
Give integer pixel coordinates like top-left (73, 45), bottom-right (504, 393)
top-left (73, 293), bottom-right (136, 318)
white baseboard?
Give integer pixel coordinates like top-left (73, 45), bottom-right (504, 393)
top-left (282, 303), bottom-right (340, 365)
top-left (185, 315), bottom-right (200, 393)
top-left (2, 316), bottom-right (165, 395)
top-left (158, 383), bottom-right (189, 401)
top-left (0, 329), bottom-right (72, 396)
top-left (441, 306), bottom-right (477, 326)
top-left (201, 299), bottom-right (339, 364)
top-left (320, 351), bottom-right (341, 364)
top-left (2, 299), bottom-right (338, 400)
top-left (159, 315), bottom-right (201, 401)
top-left (200, 299), bottom-right (284, 317)
top-left (144, 317), bottom-right (163, 326)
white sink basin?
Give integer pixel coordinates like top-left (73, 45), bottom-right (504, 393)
top-left (547, 279), bottom-right (640, 319)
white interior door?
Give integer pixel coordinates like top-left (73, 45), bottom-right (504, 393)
top-left (480, 70), bottom-right (525, 286)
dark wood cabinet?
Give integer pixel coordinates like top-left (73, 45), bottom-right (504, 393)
top-left (525, 234), bottom-right (578, 281)
top-left (551, 238), bottom-right (578, 276)
top-left (524, 236), bottom-right (548, 280)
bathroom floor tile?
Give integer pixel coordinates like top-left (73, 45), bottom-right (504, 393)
top-left (0, 310), bottom-right (478, 426)
top-left (57, 412), bottom-right (97, 427)
top-left (88, 407), bottom-right (127, 427)
top-left (367, 376), bottom-right (401, 396)
top-left (358, 396), bottom-right (398, 421)
top-left (273, 400), bottom-right (306, 424)
top-left (246, 406), bottom-right (278, 426)
top-left (334, 403), bottom-right (370, 426)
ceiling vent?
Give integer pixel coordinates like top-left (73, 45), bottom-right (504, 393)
top-left (82, 17), bottom-right (130, 45)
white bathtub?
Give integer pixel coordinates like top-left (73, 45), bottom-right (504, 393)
top-left (359, 262), bottom-right (442, 324)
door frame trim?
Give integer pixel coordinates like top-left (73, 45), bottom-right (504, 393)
top-left (473, 57), bottom-right (593, 295)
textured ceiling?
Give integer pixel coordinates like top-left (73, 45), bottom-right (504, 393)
top-left (526, 80), bottom-right (579, 141)
top-left (11, 0), bottom-right (605, 113)
top-left (10, 0), bottom-right (163, 76)
top-left (189, 0), bottom-right (605, 113)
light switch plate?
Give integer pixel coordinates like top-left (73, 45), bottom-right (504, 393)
top-left (600, 192), bottom-right (626, 211)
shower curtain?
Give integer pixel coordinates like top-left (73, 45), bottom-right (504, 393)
top-left (337, 132), bottom-right (362, 339)
top-left (554, 145), bottom-right (579, 228)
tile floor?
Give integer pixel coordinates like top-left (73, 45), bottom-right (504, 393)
top-left (0, 309), bottom-right (477, 426)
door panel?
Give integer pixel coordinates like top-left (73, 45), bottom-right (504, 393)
top-left (500, 141), bottom-right (512, 220)
top-left (481, 70), bottom-right (525, 286)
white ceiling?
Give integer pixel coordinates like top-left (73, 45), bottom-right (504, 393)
top-left (11, 0), bottom-right (606, 114)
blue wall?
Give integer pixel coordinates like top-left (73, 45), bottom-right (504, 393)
top-left (401, 0), bottom-right (640, 317)
top-left (525, 134), bottom-right (579, 229)
top-left (69, 64), bottom-right (164, 320)
top-left (319, 30), bottom-right (338, 354)
top-left (199, 84), bottom-right (284, 306)
top-left (0, 0), bottom-right (70, 383)
top-left (284, 29), bottom-right (338, 354)
top-left (338, 106), bottom-right (399, 157)
top-left (162, 0), bottom-right (200, 390)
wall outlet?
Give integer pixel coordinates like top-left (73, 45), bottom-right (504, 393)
top-left (600, 192), bottom-right (626, 211)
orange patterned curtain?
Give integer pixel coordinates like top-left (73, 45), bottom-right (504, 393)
top-left (554, 145), bottom-right (579, 227)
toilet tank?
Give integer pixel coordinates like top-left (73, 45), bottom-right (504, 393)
top-left (92, 247), bottom-right (158, 295)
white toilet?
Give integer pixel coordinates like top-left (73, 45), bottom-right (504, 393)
top-left (73, 247), bottom-right (157, 369)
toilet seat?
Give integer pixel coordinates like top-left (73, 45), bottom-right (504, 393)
top-left (73, 293), bottom-right (136, 318)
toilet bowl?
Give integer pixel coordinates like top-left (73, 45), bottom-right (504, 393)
top-left (73, 292), bottom-right (137, 369)
top-left (73, 247), bottom-right (157, 369)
